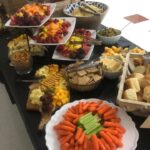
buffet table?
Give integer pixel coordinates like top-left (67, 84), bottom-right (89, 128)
top-left (0, 29), bottom-right (150, 150)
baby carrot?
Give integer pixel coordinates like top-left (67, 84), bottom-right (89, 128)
top-left (106, 131), bottom-right (123, 147)
top-left (65, 112), bottom-right (79, 119)
top-left (103, 128), bottom-right (118, 136)
top-left (75, 128), bottom-right (83, 140)
top-left (115, 126), bottom-right (126, 134)
top-left (98, 139), bottom-right (106, 150)
top-left (78, 131), bottom-right (85, 145)
top-left (62, 120), bottom-right (76, 128)
top-left (101, 138), bottom-right (111, 150)
top-left (64, 116), bottom-right (73, 122)
top-left (61, 142), bottom-right (70, 150)
top-left (56, 130), bottom-right (72, 136)
top-left (83, 103), bottom-right (90, 111)
top-left (103, 114), bottom-right (118, 120)
top-left (71, 106), bottom-right (78, 114)
top-left (75, 145), bottom-right (79, 150)
top-left (78, 102), bottom-right (83, 114)
top-left (88, 106), bottom-right (97, 112)
top-left (73, 116), bottom-right (80, 124)
top-left (88, 103), bottom-right (98, 107)
top-left (103, 121), bottom-right (121, 128)
top-left (83, 134), bottom-right (88, 150)
top-left (98, 104), bottom-right (111, 115)
top-left (70, 138), bottom-right (75, 147)
top-left (103, 108), bottom-right (118, 117)
top-left (60, 133), bottom-right (73, 145)
top-left (100, 131), bottom-right (116, 149)
top-left (68, 107), bottom-right (76, 114)
top-left (110, 118), bottom-right (121, 123)
top-left (91, 134), bottom-right (99, 150)
top-left (58, 125), bottom-right (76, 132)
top-left (88, 140), bottom-right (93, 150)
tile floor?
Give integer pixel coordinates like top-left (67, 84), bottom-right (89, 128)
top-left (0, 83), bottom-right (34, 150)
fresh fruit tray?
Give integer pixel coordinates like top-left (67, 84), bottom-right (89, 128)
top-left (5, 3), bottom-right (56, 28)
top-left (30, 17), bottom-right (76, 45)
top-left (45, 99), bottom-right (139, 150)
top-left (52, 28), bottom-right (96, 60)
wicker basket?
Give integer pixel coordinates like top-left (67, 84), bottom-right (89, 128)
top-left (117, 53), bottom-right (150, 116)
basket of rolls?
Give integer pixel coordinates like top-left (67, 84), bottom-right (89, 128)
top-left (117, 52), bottom-right (150, 116)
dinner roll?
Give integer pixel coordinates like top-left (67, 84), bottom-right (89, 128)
top-left (123, 88), bottom-right (138, 101)
top-left (129, 73), bottom-right (144, 81)
top-left (125, 78), bottom-right (140, 92)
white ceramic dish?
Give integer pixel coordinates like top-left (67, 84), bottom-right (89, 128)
top-left (30, 17), bottom-right (76, 45)
top-left (52, 29), bottom-right (96, 61)
top-left (5, 3), bottom-right (56, 28)
top-left (97, 28), bottom-right (121, 45)
top-left (45, 98), bottom-right (139, 150)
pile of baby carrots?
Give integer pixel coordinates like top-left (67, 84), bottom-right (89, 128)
top-left (54, 100), bottom-right (126, 150)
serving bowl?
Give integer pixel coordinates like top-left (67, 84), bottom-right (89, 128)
top-left (97, 28), bottom-right (121, 45)
top-left (65, 62), bottom-right (103, 92)
top-left (100, 56), bottom-right (123, 79)
top-left (68, 79), bottom-right (102, 92)
top-left (103, 68), bottom-right (122, 79)
top-left (63, 1), bottom-right (108, 29)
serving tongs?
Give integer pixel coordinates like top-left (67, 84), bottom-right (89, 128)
top-left (70, 39), bottom-right (102, 45)
top-left (70, 37), bottom-right (102, 45)
top-left (79, 2), bottom-right (100, 16)
top-left (65, 57), bottom-right (100, 72)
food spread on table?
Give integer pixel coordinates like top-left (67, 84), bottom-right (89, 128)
top-left (3, 1), bottom-right (146, 149)
top-left (102, 46), bottom-right (145, 59)
top-left (10, 3), bottom-right (51, 26)
top-left (7, 34), bottom-right (45, 56)
top-left (66, 61), bottom-right (102, 86)
top-left (100, 56), bottom-right (123, 72)
top-left (123, 58), bottom-right (150, 103)
top-left (54, 100), bottom-right (125, 150)
top-left (33, 18), bottom-right (71, 43)
top-left (97, 27), bottom-right (120, 37)
top-left (71, 4), bottom-right (104, 17)
top-left (56, 28), bottom-right (92, 59)
top-left (26, 64), bottom-right (70, 130)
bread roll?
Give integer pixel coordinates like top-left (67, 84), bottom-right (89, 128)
top-left (143, 86), bottom-right (150, 102)
top-left (125, 78), bottom-right (140, 92)
top-left (123, 88), bottom-right (138, 101)
top-left (129, 73), bottom-right (144, 81)
top-left (140, 75), bottom-right (150, 89)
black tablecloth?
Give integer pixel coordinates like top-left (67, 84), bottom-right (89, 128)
top-left (0, 30), bottom-right (150, 150)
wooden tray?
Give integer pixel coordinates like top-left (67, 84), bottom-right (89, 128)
top-left (117, 53), bottom-right (150, 116)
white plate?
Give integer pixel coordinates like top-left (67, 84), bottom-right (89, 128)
top-left (30, 17), bottom-right (76, 45)
top-left (45, 98), bottom-right (139, 150)
top-left (5, 3), bottom-right (56, 28)
top-left (52, 30), bottom-right (96, 61)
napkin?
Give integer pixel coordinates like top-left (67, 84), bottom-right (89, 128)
top-left (140, 115), bottom-right (150, 128)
